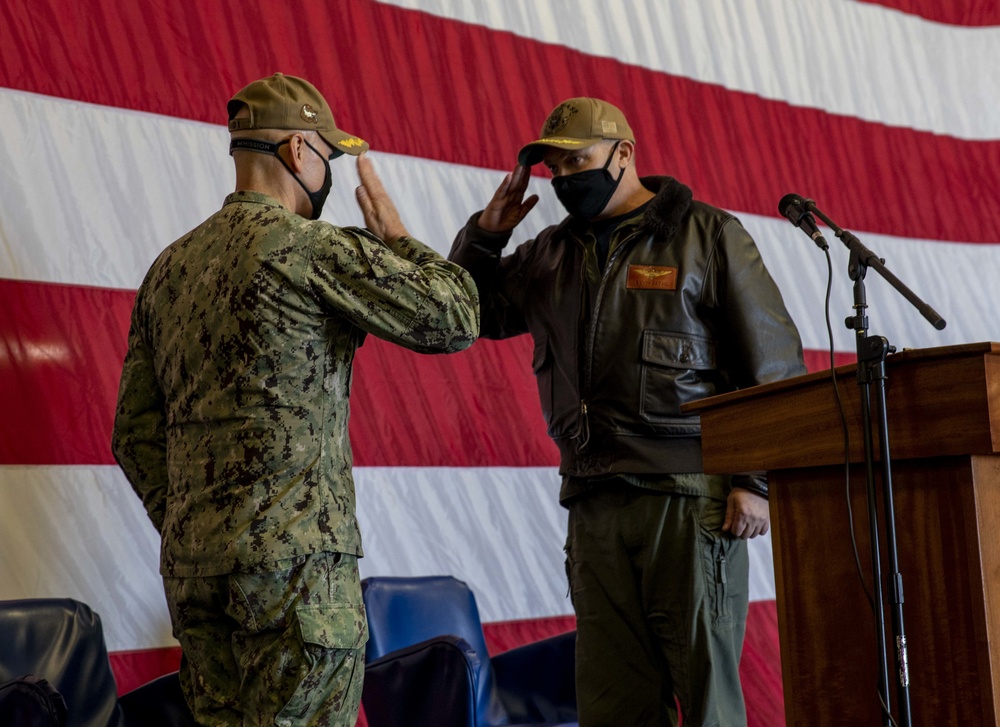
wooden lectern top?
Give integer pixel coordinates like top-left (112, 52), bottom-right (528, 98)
top-left (683, 341), bottom-right (1000, 473)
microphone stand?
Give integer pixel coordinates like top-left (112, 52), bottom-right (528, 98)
top-left (806, 201), bottom-right (945, 727)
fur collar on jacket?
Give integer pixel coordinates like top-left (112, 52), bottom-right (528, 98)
top-left (636, 176), bottom-right (694, 241)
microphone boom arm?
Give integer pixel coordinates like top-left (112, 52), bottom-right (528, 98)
top-left (805, 200), bottom-right (946, 331)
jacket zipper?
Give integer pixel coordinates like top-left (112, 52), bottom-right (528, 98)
top-left (576, 228), bottom-right (648, 450)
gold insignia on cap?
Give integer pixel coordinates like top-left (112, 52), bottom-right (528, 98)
top-left (339, 137), bottom-right (365, 148)
top-left (300, 104), bottom-right (319, 124)
top-left (537, 138), bottom-right (585, 146)
top-left (543, 102), bottom-right (578, 137)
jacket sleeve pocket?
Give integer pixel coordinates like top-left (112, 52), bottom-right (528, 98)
top-left (639, 330), bottom-right (716, 422)
top-left (531, 333), bottom-right (554, 423)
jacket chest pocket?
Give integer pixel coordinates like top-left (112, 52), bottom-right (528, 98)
top-left (639, 330), bottom-right (716, 421)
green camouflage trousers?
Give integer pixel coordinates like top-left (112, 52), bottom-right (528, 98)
top-left (163, 552), bottom-right (367, 726)
top-left (566, 481), bottom-right (749, 727)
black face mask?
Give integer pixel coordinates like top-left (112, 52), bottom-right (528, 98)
top-left (229, 137), bottom-right (334, 220)
top-left (551, 141), bottom-right (624, 220)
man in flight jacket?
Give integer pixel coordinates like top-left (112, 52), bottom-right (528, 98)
top-left (450, 97), bottom-right (805, 727)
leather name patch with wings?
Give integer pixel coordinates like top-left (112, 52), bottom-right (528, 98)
top-left (626, 265), bottom-right (678, 290)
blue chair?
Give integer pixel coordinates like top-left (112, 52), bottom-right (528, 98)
top-left (361, 576), bottom-right (577, 727)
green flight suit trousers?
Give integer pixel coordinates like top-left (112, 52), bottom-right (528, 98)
top-left (566, 483), bottom-right (749, 727)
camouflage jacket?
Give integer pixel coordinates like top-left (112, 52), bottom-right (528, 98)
top-left (112, 191), bottom-right (479, 576)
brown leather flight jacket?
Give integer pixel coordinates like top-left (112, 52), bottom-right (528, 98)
top-left (450, 176), bottom-right (806, 492)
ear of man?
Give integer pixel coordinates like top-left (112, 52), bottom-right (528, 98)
top-left (614, 138), bottom-right (636, 170)
top-left (283, 132), bottom-right (308, 174)
top-left (229, 125), bottom-right (315, 215)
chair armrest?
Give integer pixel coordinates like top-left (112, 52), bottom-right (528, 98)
top-left (362, 635), bottom-right (480, 727)
top-left (492, 630), bottom-right (577, 723)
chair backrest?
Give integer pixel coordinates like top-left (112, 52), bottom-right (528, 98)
top-left (0, 598), bottom-right (123, 727)
top-left (362, 576), bottom-right (503, 726)
top-left (363, 576), bottom-right (490, 662)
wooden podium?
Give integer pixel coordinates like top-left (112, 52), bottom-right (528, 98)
top-left (685, 342), bottom-right (1000, 726)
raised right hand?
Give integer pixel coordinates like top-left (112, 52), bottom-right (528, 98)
top-left (355, 153), bottom-right (409, 244)
top-left (478, 164), bottom-right (539, 234)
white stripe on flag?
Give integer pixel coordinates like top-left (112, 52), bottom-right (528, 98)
top-left (0, 465), bottom-right (171, 651)
top-left (2, 89), bottom-right (996, 355)
top-left (375, 0), bottom-right (1000, 139)
top-left (0, 464), bottom-right (779, 651)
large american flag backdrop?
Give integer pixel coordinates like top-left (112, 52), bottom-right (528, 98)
top-left (1, 1), bottom-right (998, 724)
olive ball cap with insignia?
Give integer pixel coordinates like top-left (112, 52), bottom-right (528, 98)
top-left (227, 72), bottom-right (369, 156)
top-left (517, 97), bottom-right (634, 167)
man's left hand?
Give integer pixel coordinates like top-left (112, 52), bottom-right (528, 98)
top-left (722, 488), bottom-right (770, 539)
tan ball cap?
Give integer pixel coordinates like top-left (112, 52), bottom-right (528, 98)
top-left (517, 97), bottom-right (634, 167)
top-left (227, 72), bottom-right (369, 156)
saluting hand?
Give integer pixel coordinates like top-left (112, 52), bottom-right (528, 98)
top-left (355, 153), bottom-right (410, 244)
top-left (478, 164), bottom-right (539, 234)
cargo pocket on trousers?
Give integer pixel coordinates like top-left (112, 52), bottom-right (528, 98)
top-left (696, 498), bottom-right (740, 628)
top-left (563, 542), bottom-right (576, 607)
top-left (275, 604), bottom-right (368, 725)
top-left (712, 539), bottom-right (733, 626)
top-left (709, 536), bottom-right (748, 629)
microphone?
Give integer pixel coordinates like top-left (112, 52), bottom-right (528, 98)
top-left (778, 193), bottom-right (829, 251)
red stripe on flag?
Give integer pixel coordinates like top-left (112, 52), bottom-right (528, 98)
top-left (1, 279), bottom-right (842, 467)
top-left (109, 602), bottom-right (781, 725)
top-left (0, 279), bottom-right (133, 465)
top-left (740, 599), bottom-right (786, 727)
top-left (0, 0), bottom-right (997, 243)
top-left (0, 278), bottom-right (561, 466)
top-left (351, 336), bottom-right (559, 467)
top-left (856, 0), bottom-right (1000, 26)
top-left (803, 349), bottom-right (858, 373)
top-left (109, 646), bottom-right (182, 696)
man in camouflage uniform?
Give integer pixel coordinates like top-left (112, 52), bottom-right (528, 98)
top-left (112, 73), bottom-right (479, 726)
